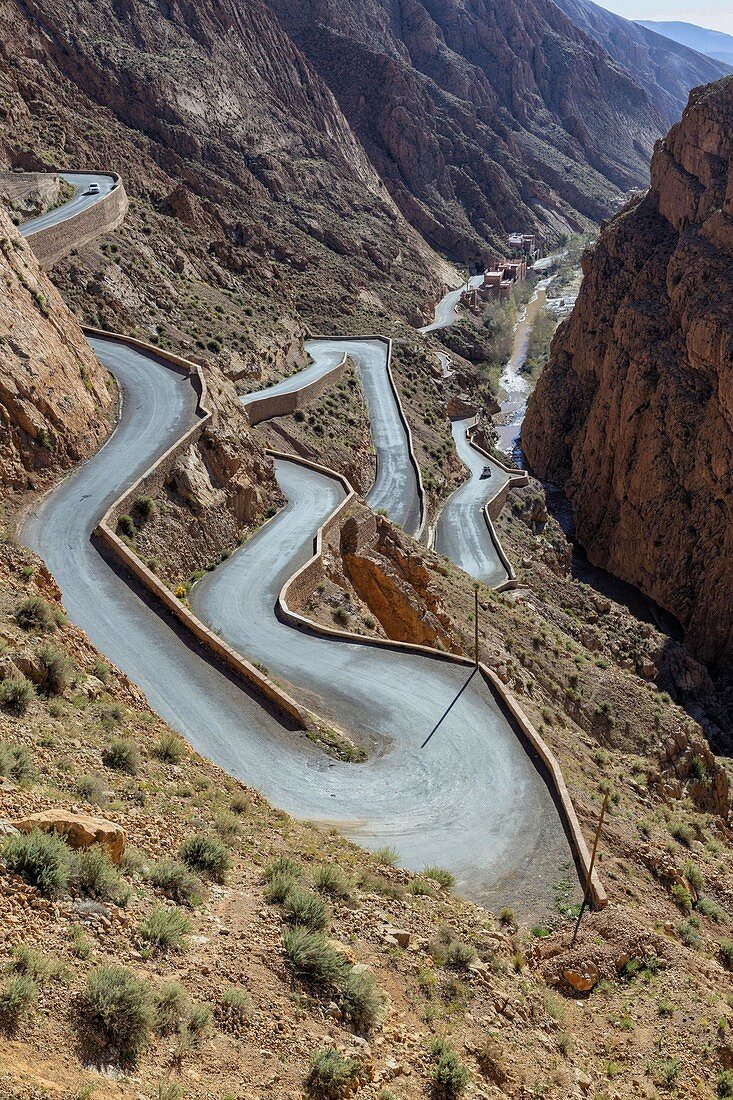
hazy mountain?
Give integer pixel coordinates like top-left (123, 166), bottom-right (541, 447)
top-left (638, 20), bottom-right (733, 68)
top-left (554, 0), bottom-right (731, 122)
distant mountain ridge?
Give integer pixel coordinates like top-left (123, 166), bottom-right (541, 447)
top-left (553, 0), bottom-right (732, 122)
top-left (637, 20), bottom-right (733, 69)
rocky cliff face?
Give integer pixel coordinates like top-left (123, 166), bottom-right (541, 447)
top-left (0, 207), bottom-right (112, 493)
top-left (523, 76), bottom-right (733, 686)
top-left (264, 0), bottom-right (667, 260)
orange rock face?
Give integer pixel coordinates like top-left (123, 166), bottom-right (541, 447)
top-left (523, 77), bottom-right (733, 681)
top-left (13, 810), bottom-right (126, 863)
top-left (0, 208), bottom-right (113, 493)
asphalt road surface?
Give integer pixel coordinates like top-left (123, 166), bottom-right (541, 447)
top-left (20, 173), bottom-right (116, 237)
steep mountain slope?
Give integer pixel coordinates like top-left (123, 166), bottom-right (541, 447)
top-left (555, 0), bottom-right (731, 122)
top-left (263, 0), bottom-right (665, 261)
top-left (639, 20), bottom-right (733, 68)
top-left (523, 75), bottom-right (733, 691)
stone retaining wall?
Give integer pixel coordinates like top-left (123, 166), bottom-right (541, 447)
top-left (246, 354), bottom-right (349, 426)
top-left (27, 174), bottom-right (128, 268)
top-left (275, 449), bottom-right (606, 910)
top-left (0, 171), bottom-right (61, 212)
top-left (86, 329), bottom-right (310, 730)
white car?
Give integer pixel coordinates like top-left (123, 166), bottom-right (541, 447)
top-left (87, 182), bottom-right (100, 195)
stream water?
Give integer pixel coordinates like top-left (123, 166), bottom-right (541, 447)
top-left (493, 280), bottom-right (551, 463)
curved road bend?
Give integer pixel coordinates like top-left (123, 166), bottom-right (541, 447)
top-left (434, 422), bottom-right (512, 586)
top-left (20, 337), bottom-right (572, 915)
top-left (20, 173), bottom-right (117, 237)
top-left (419, 274), bottom-right (485, 334)
top-left (243, 338), bottom-right (421, 536)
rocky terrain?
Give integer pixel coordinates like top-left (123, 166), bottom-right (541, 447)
top-left (523, 75), bottom-right (733, 701)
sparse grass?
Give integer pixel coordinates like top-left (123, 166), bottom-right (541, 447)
top-left (423, 866), bottom-right (456, 890)
top-left (313, 863), bottom-right (350, 898)
top-left (15, 595), bottom-right (57, 632)
top-left (340, 967), bottom-right (384, 1034)
top-left (217, 986), bottom-right (251, 1030)
top-left (0, 741), bottom-right (35, 780)
top-left (138, 905), bottom-right (191, 952)
top-left (72, 847), bottom-right (128, 904)
top-left (307, 1048), bottom-right (360, 1098)
top-left (11, 944), bottom-right (65, 983)
top-left (265, 869), bottom-right (300, 904)
top-left (154, 981), bottom-right (189, 1034)
top-left (37, 642), bottom-right (73, 695)
top-left (79, 965), bottom-right (154, 1065)
top-left (719, 939), bottom-right (733, 971)
top-left (265, 856), bottom-right (302, 881)
top-left (0, 974), bottom-right (37, 1032)
top-left (153, 731), bottom-right (185, 764)
top-left (69, 924), bottom-right (92, 960)
top-left (696, 896), bottom-right (727, 923)
top-left (283, 928), bottom-right (347, 990)
top-left (373, 846), bottom-right (399, 867)
top-left (283, 887), bottom-right (329, 931)
top-left (147, 859), bottom-right (203, 907)
top-left (102, 736), bottom-right (139, 775)
top-left (179, 832), bottom-right (230, 882)
top-left (75, 773), bottom-right (109, 805)
top-left (214, 811), bottom-right (240, 838)
top-left (0, 674), bottom-right (35, 714)
top-left (2, 828), bottom-right (70, 896)
top-left (230, 791), bottom-right (250, 814)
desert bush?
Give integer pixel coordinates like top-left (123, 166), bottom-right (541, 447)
top-left (179, 833), bottom-right (230, 882)
top-left (676, 918), bottom-right (702, 950)
top-left (0, 741), bottom-right (35, 780)
top-left (670, 821), bottom-right (695, 848)
top-left (37, 643), bottom-right (73, 695)
top-left (307, 1048), bottom-right (360, 1098)
top-left (719, 1070), bottom-right (733, 1098)
top-left (72, 848), bottom-right (127, 904)
top-left (138, 905), bottom-right (191, 952)
top-left (0, 974), bottom-right (37, 1032)
top-left (431, 1045), bottom-right (470, 1097)
top-left (11, 944), bottom-right (65, 983)
top-left (283, 928), bottom-right (346, 989)
top-left (69, 924), bottom-right (92, 959)
top-left (430, 930), bottom-right (476, 970)
top-left (683, 860), bottom-right (704, 893)
top-left (79, 965), bottom-right (154, 1065)
top-left (230, 791), bottom-right (250, 814)
top-left (313, 864), bottom-right (350, 898)
top-left (264, 856), bottom-right (302, 881)
top-left (15, 596), bottom-right (57, 632)
top-left (102, 736), bottom-right (139, 775)
top-left (117, 514), bottom-right (135, 538)
top-left (153, 731), bottom-right (185, 764)
top-left (0, 674), bottom-right (35, 714)
top-left (134, 496), bottom-right (156, 521)
top-left (2, 828), bottom-right (70, 896)
top-left (265, 869), bottom-right (300, 904)
top-left (719, 939), bottom-right (733, 971)
top-left (340, 967), bottom-right (384, 1034)
top-left (283, 887), bottom-right (329, 932)
top-left (147, 859), bottom-right (203, 907)
top-left (373, 846), bottom-right (399, 867)
top-left (696, 896), bottom-right (727, 923)
top-left (75, 774), bottom-right (108, 805)
top-left (214, 811), bottom-right (240, 838)
top-left (671, 883), bottom-right (693, 915)
top-left (423, 866), bottom-right (456, 890)
top-left (154, 981), bottom-right (189, 1034)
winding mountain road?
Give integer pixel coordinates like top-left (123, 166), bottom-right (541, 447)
top-left (20, 173), bottom-right (116, 237)
top-left (419, 275), bottom-right (484, 334)
top-left (18, 186), bottom-right (578, 917)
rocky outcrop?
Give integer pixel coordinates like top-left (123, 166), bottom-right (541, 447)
top-left (264, 0), bottom-right (668, 258)
top-left (0, 207), bottom-right (112, 492)
top-left (13, 810), bottom-right (126, 863)
top-left (523, 76), bottom-right (733, 685)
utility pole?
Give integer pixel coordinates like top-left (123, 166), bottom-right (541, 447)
top-left (570, 788), bottom-right (609, 946)
top-left (474, 584), bottom-right (479, 668)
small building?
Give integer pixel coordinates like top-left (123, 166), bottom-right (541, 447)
top-left (507, 232), bottom-right (543, 261)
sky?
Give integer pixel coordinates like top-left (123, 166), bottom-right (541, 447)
top-left (598, 1), bottom-right (733, 35)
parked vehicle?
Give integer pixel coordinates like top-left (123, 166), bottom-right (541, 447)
top-left (481, 465), bottom-right (492, 479)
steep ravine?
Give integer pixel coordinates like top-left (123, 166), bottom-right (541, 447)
top-left (523, 76), bottom-right (733, 699)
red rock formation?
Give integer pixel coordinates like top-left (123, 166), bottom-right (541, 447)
top-left (523, 76), bottom-right (733, 683)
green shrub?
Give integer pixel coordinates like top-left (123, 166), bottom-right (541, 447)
top-left (2, 828), bottom-right (70, 896)
top-left (72, 847), bottom-right (128, 904)
top-left (313, 864), bottom-right (350, 898)
top-left (117, 514), bottom-right (135, 539)
top-left (138, 905), bottom-right (191, 952)
top-left (373, 846), bottom-right (399, 867)
top-left (217, 985), bottom-right (251, 1030)
top-left (676, 918), bottom-right (702, 950)
top-left (719, 1070), bottom-right (733, 1098)
top-left (430, 929), bottom-right (477, 970)
top-left (185, 1002), bottom-right (212, 1039)
top-left (134, 496), bottom-right (156, 521)
top-left (230, 791), bottom-right (250, 815)
top-left (147, 859), bottom-right (203, 907)
top-left (340, 967), bottom-right (384, 1034)
top-left (683, 860), bottom-right (704, 893)
top-left (283, 928), bottom-right (347, 989)
top-left (75, 774), bottom-right (109, 805)
top-left (423, 866), bottom-right (456, 890)
top-left (671, 883), bottom-right (693, 915)
top-left (264, 856), bottom-right (302, 881)
top-left (79, 965), bottom-right (154, 1065)
top-left (214, 811), bottom-right (240, 838)
top-left (670, 822), bottom-right (695, 848)
top-left (431, 1046), bottom-right (470, 1097)
top-left (154, 981), bottom-right (188, 1034)
top-left (69, 924), bottom-right (92, 959)
top-left (0, 741), bottom-right (35, 780)
top-left (0, 675), bottom-right (35, 714)
top-left (719, 939), bottom-right (733, 971)
top-left (15, 596), bottom-right (57, 632)
top-left (37, 643), bottom-right (73, 695)
top-left (283, 887), bottom-right (329, 931)
top-left (307, 1048), bottom-right (360, 1098)
top-left (179, 833), bottom-right (230, 882)
top-left (102, 737), bottom-right (139, 775)
top-left (11, 944), bottom-right (65, 983)
top-left (0, 974), bottom-right (37, 1031)
top-left (153, 731), bottom-right (185, 764)
top-left (696, 896), bottom-right (727, 923)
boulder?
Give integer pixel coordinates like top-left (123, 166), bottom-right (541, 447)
top-left (13, 810), bottom-right (126, 863)
top-left (562, 962), bottom-right (600, 992)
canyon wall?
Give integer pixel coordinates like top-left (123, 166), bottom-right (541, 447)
top-left (523, 76), bottom-right (733, 679)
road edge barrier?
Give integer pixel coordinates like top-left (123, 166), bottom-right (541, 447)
top-left (25, 172), bottom-right (128, 268)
